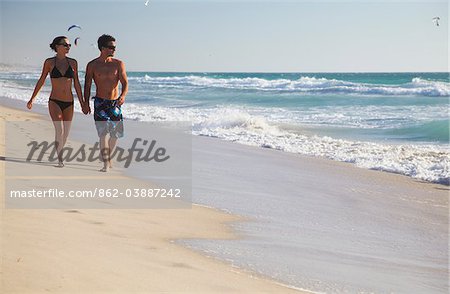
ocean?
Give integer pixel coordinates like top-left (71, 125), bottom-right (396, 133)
top-left (1, 70), bottom-right (449, 184)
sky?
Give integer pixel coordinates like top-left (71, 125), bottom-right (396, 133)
top-left (0, 0), bottom-right (448, 72)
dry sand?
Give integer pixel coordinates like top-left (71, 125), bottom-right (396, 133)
top-left (0, 105), bottom-right (306, 293)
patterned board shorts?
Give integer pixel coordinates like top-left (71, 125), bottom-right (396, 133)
top-left (93, 96), bottom-right (124, 138)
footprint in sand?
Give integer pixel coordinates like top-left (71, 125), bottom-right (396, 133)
top-left (65, 209), bottom-right (81, 213)
top-left (172, 262), bottom-right (194, 269)
top-left (87, 220), bottom-right (104, 225)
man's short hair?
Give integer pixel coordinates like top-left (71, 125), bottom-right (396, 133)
top-left (98, 34), bottom-right (116, 51)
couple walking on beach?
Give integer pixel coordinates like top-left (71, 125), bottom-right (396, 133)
top-left (27, 34), bottom-right (128, 172)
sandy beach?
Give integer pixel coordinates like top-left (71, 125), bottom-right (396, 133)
top-left (0, 104), bottom-right (306, 293)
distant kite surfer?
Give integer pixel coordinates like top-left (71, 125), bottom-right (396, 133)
top-left (432, 17), bottom-right (440, 26)
top-left (68, 24), bottom-right (82, 31)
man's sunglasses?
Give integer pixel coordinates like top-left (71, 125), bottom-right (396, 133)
top-left (58, 43), bottom-right (71, 48)
top-left (104, 45), bottom-right (116, 50)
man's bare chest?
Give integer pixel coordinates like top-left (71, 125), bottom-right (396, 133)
top-left (94, 64), bottom-right (118, 79)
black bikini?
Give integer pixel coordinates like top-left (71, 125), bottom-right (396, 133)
top-left (50, 57), bottom-right (74, 79)
top-left (48, 98), bottom-right (74, 111)
top-left (49, 57), bottom-right (75, 111)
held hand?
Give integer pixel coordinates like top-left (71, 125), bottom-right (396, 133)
top-left (84, 103), bottom-right (91, 114)
top-left (81, 103), bottom-right (91, 115)
top-left (118, 96), bottom-right (125, 106)
top-left (27, 99), bottom-right (33, 110)
top-left (81, 104), bottom-right (88, 114)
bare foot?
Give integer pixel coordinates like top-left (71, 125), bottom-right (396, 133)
top-left (55, 162), bottom-right (64, 168)
top-left (99, 166), bottom-right (108, 172)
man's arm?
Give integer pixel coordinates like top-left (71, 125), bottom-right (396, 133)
top-left (118, 61), bottom-right (128, 106)
top-left (84, 61), bottom-right (94, 113)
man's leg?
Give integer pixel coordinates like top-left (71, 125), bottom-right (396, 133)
top-left (108, 137), bottom-right (118, 168)
top-left (99, 134), bottom-right (109, 172)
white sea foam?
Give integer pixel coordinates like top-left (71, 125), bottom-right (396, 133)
top-left (195, 122), bottom-right (449, 184)
top-left (124, 103), bottom-right (449, 184)
top-left (0, 63), bottom-right (38, 73)
top-left (0, 80), bottom-right (50, 103)
top-left (3, 70), bottom-right (449, 97)
top-left (129, 75), bottom-right (450, 97)
top-left (0, 80), bottom-right (85, 113)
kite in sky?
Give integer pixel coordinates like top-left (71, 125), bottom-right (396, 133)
top-left (68, 24), bottom-right (82, 31)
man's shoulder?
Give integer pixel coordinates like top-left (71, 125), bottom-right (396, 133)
top-left (87, 57), bottom-right (100, 65)
top-left (111, 58), bottom-right (124, 65)
top-left (86, 58), bottom-right (101, 69)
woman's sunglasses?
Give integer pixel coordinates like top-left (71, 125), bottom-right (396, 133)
top-left (58, 43), bottom-right (71, 48)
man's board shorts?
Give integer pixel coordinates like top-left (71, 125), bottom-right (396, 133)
top-left (93, 96), bottom-right (124, 138)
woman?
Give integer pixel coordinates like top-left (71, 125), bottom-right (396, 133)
top-left (27, 36), bottom-right (85, 167)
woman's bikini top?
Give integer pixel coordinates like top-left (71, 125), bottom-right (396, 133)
top-left (50, 57), bottom-right (74, 79)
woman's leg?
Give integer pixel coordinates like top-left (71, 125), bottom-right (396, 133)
top-left (61, 104), bottom-right (74, 148)
top-left (48, 101), bottom-right (64, 166)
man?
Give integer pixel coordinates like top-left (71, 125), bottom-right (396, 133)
top-left (84, 34), bottom-right (128, 172)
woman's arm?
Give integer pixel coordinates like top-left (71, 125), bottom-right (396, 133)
top-left (71, 59), bottom-right (86, 113)
top-left (27, 59), bottom-right (50, 109)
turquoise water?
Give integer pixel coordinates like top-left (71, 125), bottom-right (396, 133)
top-left (1, 70), bottom-right (449, 183)
top-left (123, 71), bottom-right (449, 143)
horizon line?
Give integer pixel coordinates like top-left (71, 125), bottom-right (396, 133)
top-left (0, 64), bottom-right (449, 74)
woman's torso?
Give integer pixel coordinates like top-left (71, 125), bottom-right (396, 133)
top-left (49, 57), bottom-right (75, 102)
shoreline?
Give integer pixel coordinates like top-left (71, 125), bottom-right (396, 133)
top-left (2, 94), bottom-right (447, 187)
top-left (1, 97), bottom-right (448, 293)
top-left (0, 103), bottom-right (307, 293)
